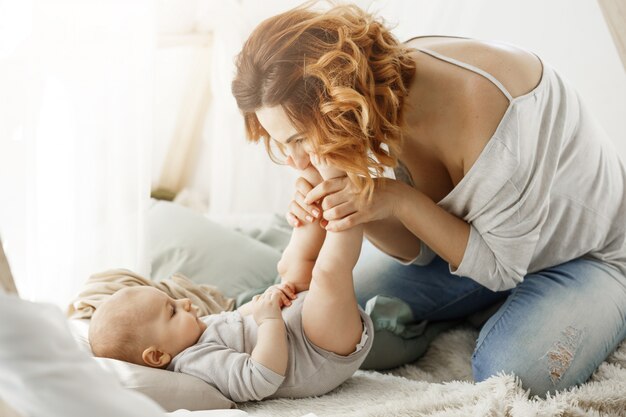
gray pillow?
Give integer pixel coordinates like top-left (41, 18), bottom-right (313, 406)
top-left (148, 201), bottom-right (283, 299)
top-left (233, 213), bottom-right (293, 253)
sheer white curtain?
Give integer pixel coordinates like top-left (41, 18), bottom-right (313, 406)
top-left (0, 0), bottom-right (155, 308)
top-left (192, 1), bottom-right (299, 217)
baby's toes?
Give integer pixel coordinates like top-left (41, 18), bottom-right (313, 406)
top-left (301, 164), bottom-right (323, 185)
top-left (310, 153), bottom-right (345, 180)
top-left (309, 152), bottom-right (322, 168)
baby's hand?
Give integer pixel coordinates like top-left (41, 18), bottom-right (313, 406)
top-left (264, 282), bottom-right (297, 307)
top-left (251, 291), bottom-right (284, 326)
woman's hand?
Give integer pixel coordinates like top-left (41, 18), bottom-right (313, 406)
top-left (285, 164), bottom-right (326, 228)
top-left (286, 176), bottom-right (322, 227)
top-left (304, 177), bottom-right (401, 232)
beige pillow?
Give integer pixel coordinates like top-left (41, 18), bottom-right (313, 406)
top-left (67, 319), bottom-right (235, 412)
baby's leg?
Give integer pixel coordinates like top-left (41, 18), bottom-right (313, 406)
top-left (277, 165), bottom-right (326, 293)
top-left (301, 156), bottom-right (364, 356)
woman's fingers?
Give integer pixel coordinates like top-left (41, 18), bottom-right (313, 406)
top-left (286, 212), bottom-right (301, 228)
top-left (304, 177), bottom-right (347, 205)
top-left (289, 199), bottom-right (312, 224)
top-left (294, 191), bottom-right (321, 221)
top-left (323, 201), bottom-right (357, 221)
top-left (286, 177), bottom-right (321, 226)
top-left (326, 212), bottom-right (362, 232)
top-left (320, 191), bottom-right (347, 211)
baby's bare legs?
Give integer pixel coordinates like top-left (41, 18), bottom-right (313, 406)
top-left (277, 165), bottom-right (326, 293)
top-left (301, 155), bottom-right (363, 356)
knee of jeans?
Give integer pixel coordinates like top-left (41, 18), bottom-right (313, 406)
top-left (472, 341), bottom-right (508, 383)
top-left (471, 345), bottom-right (536, 391)
top-left (471, 339), bottom-right (567, 397)
top-left (473, 331), bottom-right (534, 377)
top-left (353, 261), bottom-right (398, 304)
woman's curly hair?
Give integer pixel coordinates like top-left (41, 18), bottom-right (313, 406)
top-left (231, 2), bottom-right (416, 199)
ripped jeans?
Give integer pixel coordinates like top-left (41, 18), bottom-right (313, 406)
top-left (354, 240), bottom-right (626, 396)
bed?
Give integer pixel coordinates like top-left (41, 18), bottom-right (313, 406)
top-left (2, 201), bottom-right (625, 416)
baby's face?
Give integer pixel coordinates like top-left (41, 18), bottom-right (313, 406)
top-left (133, 287), bottom-right (208, 362)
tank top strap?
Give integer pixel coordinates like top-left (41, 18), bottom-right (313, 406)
top-left (417, 47), bottom-right (513, 102)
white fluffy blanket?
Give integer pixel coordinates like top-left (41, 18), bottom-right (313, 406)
top-left (240, 327), bottom-right (626, 417)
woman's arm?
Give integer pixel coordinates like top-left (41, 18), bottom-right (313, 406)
top-left (305, 176), bottom-right (470, 270)
top-left (285, 172), bottom-right (424, 261)
top-left (392, 181), bottom-right (470, 270)
top-left (363, 216), bottom-right (424, 263)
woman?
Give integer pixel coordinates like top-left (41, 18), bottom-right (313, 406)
top-left (231, 4), bottom-right (626, 396)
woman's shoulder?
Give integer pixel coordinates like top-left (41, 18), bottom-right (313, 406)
top-left (405, 36), bottom-right (542, 99)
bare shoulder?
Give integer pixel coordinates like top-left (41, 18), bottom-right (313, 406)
top-left (406, 36), bottom-right (543, 98)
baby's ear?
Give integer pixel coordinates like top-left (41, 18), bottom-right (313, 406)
top-left (141, 346), bottom-right (171, 368)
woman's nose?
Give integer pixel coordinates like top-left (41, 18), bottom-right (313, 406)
top-left (289, 148), bottom-right (310, 170)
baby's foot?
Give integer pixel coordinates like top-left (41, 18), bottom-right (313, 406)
top-left (300, 164), bottom-right (323, 187)
top-left (310, 153), bottom-right (345, 181)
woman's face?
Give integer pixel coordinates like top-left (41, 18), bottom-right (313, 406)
top-left (256, 106), bottom-right (311, 170)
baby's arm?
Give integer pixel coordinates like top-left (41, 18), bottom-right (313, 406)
top-left (277, 165), bottom-right (326, 292)
top-left (249, 289), bottom-right (288, 376)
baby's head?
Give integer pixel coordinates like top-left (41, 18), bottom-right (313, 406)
top-left (89, 286), bottom-right (207, 368)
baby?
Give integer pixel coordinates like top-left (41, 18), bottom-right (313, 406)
top-left (89, 157), bottom-right (374, 402)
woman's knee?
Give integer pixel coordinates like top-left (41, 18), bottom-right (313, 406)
top-left (471, 328), bottom-right (590, 397)
top-left (472, 259), bottom-right (626, 397)
top-left (471, 341), bottom-right (550, 396)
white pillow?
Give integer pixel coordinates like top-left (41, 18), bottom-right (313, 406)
top-left (0, 397), bottom-right (23, 417)
top-left (67, 319), bottom-right (236, 412)
top-left (0, 293), bottom-right (167, 417)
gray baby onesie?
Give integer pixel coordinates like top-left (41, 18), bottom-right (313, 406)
top-left (167, 291), bottom-right (373, 402)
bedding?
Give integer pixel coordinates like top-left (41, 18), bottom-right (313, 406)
top-left (239, 328), bottom-right (626, 416)
top-left (61, 201), bottom-right (298, 413)
top-left (145, 204), bottom-right (626, 415)
top-left (0, 397), bottom-right (23, 417)
top-left (57, 202), bottom-right (626, 416)
top-left (0, 291), bottom-right (249, 416)
top-left (67, 268), bottom-right (234, 320)
top-left (67, 319), bottom-right (237, 412)
top-left (0, 292), bottom-right (167, 417)
top-left (148, 201), bottom-right (283, 298)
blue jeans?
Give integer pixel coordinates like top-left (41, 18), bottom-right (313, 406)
top-left (354, 240), bottom-right (626, 396)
